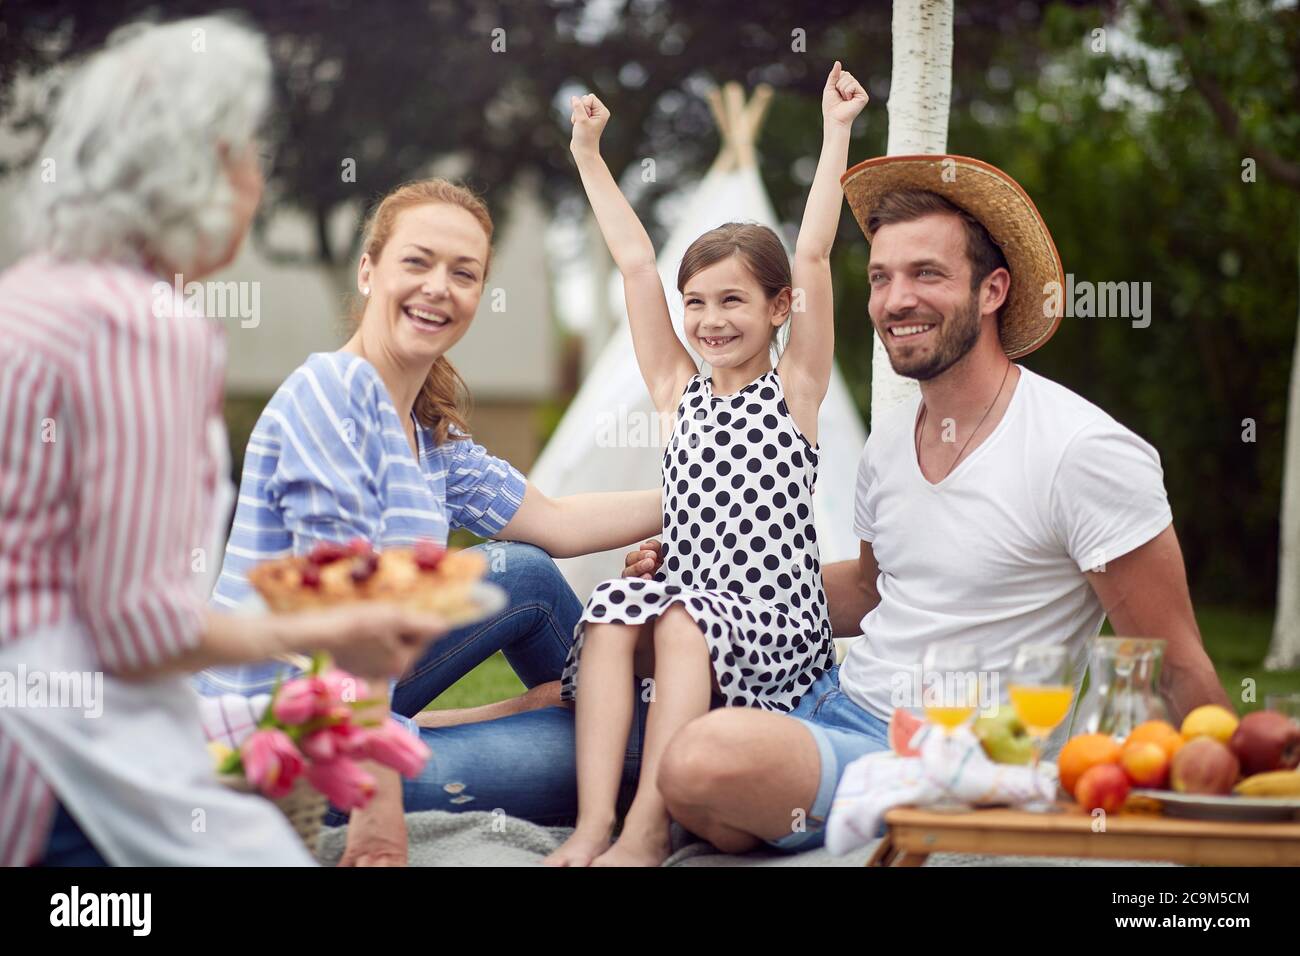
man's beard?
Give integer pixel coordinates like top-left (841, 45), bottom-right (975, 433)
top-left (880, 292), bottom-right (982, 382)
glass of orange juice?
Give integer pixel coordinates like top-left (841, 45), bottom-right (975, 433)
top-left (1008, 644), bottom-right (1075, 813)
top-left (920, 641), bottom-right (983, 812)
top-left (922, 642), bottom-right (982, 733)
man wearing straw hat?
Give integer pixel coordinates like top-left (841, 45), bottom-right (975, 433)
top-left (634, 154), bottom-right (1231, 854)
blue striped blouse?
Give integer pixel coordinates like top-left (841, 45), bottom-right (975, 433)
top-left (194, 350), bottom-right (527, 695)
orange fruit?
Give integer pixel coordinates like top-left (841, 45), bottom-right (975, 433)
top-left (1058, 733), bottom-right (1123, 797)
top-left (1125, 720), bottom-right (1185, 760)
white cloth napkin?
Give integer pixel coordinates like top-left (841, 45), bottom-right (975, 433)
top-left (197, 693), bottom-right (272, 749)
top-left (825, 723), bottom-right (1057, 856)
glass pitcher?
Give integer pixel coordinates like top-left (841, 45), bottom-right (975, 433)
top-left (1072, 637), bottom-right (1168, 741)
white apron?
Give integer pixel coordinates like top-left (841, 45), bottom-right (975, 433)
top-left (0, 418), bottom-right (314, 865)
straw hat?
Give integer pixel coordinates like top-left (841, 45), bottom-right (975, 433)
top-left (840, 154), bottom-right (1065, 359)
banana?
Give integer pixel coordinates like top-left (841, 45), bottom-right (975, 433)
top-left (1233, 770), bottom-right (1300, 797)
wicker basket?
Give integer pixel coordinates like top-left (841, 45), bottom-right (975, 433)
top-left (221, 773), bottom-right (328, 857)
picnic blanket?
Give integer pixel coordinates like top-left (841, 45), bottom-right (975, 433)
top-left (314, 811), bottom-right (1175, 867)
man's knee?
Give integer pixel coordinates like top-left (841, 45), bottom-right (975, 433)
top-left (658, 709), bottom-right (755, 809)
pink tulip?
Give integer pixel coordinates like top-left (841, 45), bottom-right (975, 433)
top-left (307, 757), bottom-right (377, 811)
top-left (357, 720), bottom-right (432, 778)
top-left (272, 677), bottom-right (323, 725)
top-left (321, 670), bottom-right (370, 709)
top-left (300, 728), bottom-right (338, 762)
top-left (241, 728), bottom-right (305, 799)
top-left (330, 722), bottom-right (370, 757)
top-left (301, 723), bottom-right (368, 762)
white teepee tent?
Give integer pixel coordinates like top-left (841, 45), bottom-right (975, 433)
top-left (530, 83), bottom-right (868, 601)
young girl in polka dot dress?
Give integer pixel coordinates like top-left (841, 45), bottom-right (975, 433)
top-left (544, 64), bottom-right (868, 867)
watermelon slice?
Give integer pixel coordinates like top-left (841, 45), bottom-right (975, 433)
top-left (888, 708), bottom-right (925, 757)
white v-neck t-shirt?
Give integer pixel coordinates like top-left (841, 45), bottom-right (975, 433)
top-left (839, 365), bottom-right (1173, 725)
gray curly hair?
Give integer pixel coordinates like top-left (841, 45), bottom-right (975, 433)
top-left (22, 15), bottom-right (272, 272)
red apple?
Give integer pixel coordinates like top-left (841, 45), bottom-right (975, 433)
top-left (1229, 711), bottom-right (1300, 776)
top-left (1170, 737), bottom-right (1240, 795)
top-left (1075, 763), bottom-right (1131, 813)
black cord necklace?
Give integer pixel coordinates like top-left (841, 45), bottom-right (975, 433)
top-left (915, 362), bottom-right (1013, 481)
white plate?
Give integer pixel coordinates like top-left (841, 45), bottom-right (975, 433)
top-left (1131, 788), bottom-right (1300, 822)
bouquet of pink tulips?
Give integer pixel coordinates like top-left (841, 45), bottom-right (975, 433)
top-left (216, 653), bottom-right (431, 811)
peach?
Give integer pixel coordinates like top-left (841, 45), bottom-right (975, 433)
top-left (1075, 763), bottom-right (1131, 814)
top-left (1170, 737), bottom-right (1240, 795)
top-left (1120, 740), bottom-right (1170, 788)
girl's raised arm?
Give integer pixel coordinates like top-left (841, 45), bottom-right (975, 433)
top-left (570, 93), bottom-right (696, 418)
top-left (780, 63), bottom-right (868, 440)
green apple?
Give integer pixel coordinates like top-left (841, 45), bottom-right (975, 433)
top-left (974, 706), bottom-right (1035, 765)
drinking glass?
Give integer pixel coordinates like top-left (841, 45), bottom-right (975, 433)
top-left (1008, 644), bottom-right (1075, 813)
top-left (922, 642), bottom-right (982, 732)
top-left (1265, 692), bottom-right (1300, 724)
top-left (921, 641), bottom-right (983, 812)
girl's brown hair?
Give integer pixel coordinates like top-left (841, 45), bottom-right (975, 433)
top-left (676, 222), bottom-right (792, 340)
top-left (354, 178), bottom-right (494, 444)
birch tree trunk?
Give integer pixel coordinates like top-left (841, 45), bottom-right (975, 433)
top-left (871, 0), bottom-right (954, 426)
top-left (1266, 223), bottom-right (1300, 670)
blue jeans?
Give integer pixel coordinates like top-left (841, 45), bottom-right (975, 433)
top-left (768, 665), bottom-right (890, 852)
top-left (328, 542), bottom-right (649, 827)
top-left (35, 803), bottom-right (109, 867)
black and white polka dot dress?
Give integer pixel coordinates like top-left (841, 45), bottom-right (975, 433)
top-left (559, 370), bottom-right (835, 712)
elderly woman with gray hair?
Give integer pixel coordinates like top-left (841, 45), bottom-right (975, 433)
top-left (0, 16), bottom-right (445, 866)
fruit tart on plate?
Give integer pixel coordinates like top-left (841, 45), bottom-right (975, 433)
top-left (249, 538), bottom-right (506, 627)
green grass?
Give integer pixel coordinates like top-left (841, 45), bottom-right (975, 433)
top-left (425, 653), bottom-right (526, 710)
top-left (430, 605), bottom-right (1300, 714)
top-left (1190, 607), bottom-right (1300, 711)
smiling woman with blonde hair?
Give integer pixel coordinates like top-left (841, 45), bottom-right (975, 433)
top-left (355, 179), bottom-right (484, 445)
top-left (198, 176), bottom-right (663, 866)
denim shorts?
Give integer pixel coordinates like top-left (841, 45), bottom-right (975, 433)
top-left (768, 665), bottom-right (889, 852)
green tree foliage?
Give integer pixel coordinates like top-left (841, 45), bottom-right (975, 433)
top-left (1012, 1), bottom-right (1297, 605)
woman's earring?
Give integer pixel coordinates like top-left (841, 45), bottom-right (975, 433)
top-left (362, 287), bottom-right (370, 296)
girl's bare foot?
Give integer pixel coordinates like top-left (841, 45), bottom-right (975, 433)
top-left (591, 821), bottom-right (672, 867)
top-left (542, 823), bottom-right (613, 867)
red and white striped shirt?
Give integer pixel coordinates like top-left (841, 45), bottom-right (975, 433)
top-left (0, 255), bottom-right (223, 865)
